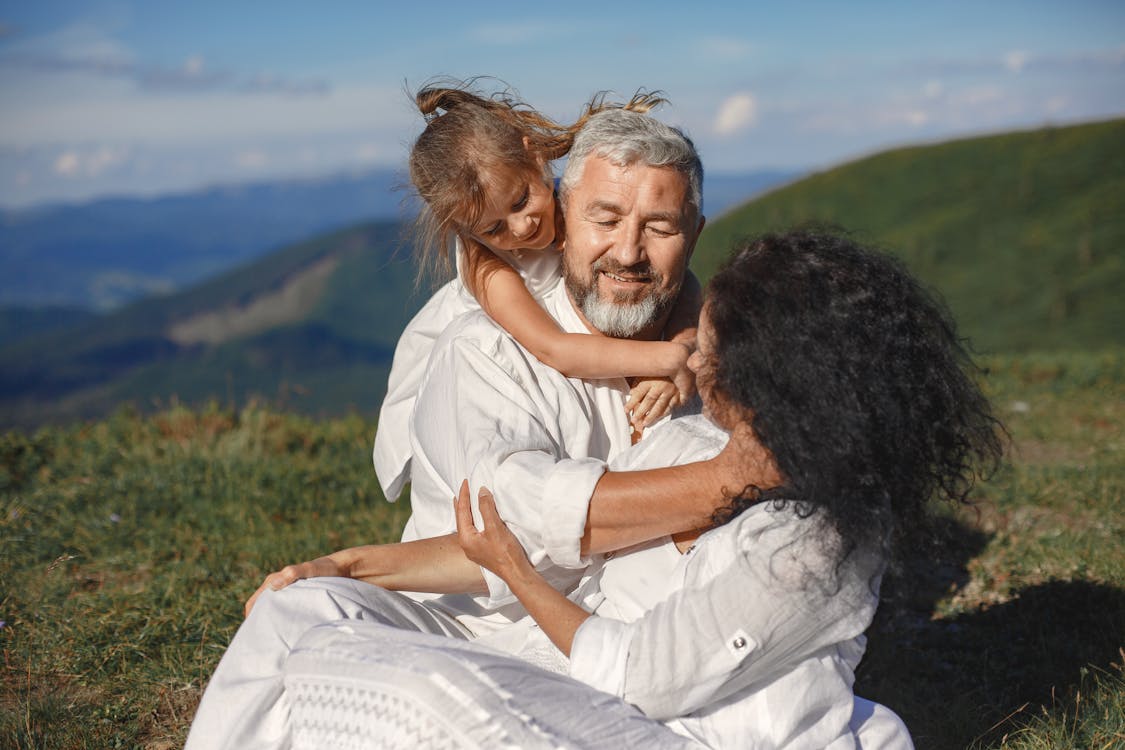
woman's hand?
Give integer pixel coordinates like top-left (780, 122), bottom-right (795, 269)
top-left (454, 480), bottom-right (590, 656)
top-left (454, 480), bottom-right (534, 584)
top-left (244, 556), bottom-right (346, 617)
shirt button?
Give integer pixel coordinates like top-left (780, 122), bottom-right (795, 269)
top-left (732, 636), bottom-right (747, 650)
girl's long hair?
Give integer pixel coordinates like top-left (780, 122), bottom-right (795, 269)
top-left (409, 79), bottom-right (665, 284)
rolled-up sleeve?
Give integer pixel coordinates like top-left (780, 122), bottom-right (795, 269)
top-left (411, 318), bottom-right (608, 605)
top-left (569, 615), bottom-right (634, 696)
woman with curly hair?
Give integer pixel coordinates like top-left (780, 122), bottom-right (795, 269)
top-left (278, 229), bottom-right (1002, 749)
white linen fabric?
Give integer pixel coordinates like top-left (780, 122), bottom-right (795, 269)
top-left (472, 416), bottom-right (914, 749)
top-left (284, 623), bottom-right (911, 750)
top-left (285, 623), bottom-right (701, 750)
top-left (394, 274), bottom-right (651, 630)
top-left (184, 408), bottom-right (713, 750)
top-left (184, 579), bottom-right (473, 750)
top-left (372, 242), bottom-right (562, 502)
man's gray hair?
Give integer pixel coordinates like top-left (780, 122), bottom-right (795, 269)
top-left (559, 108), bottom-right (703, 217)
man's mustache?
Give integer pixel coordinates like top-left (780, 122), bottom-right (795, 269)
top-left (591, 258), bottom-right (662, 283)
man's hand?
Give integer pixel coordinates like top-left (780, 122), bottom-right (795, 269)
top-left (244, 556), bottom-right (347, 617)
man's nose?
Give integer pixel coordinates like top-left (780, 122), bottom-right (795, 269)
top-left (612, 222), bottom-right (645, 266)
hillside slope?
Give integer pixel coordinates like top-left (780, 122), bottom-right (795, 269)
top-left (0, 221), bottom-right (425, 429)
top-left (0, 170), bottom-right (405, 309)
top-left (692, 118), bottom-right (1125, 353)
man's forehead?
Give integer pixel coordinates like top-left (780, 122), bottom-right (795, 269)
top-left (575, 155), bottom-right (690, 204)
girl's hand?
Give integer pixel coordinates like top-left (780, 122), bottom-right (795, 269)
top-left (626, 377), bottom-right (680, 431)
top-left (454, 480), bottom-right (534, 583)
top-left (244, 556), bottom-right (346, 617)
top-left (671, 356), bottom-right (697, 406)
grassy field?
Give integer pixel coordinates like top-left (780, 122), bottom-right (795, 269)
top-left (1, 349), bottom-right (1122, 749)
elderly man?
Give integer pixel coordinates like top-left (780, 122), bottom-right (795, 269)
top-left (185, 108), bottom-right (737, 749)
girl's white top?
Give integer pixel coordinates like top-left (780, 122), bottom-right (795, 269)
top-left (373, 242), bottom-right (561, 501)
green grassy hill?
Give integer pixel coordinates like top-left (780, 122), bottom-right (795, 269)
top-left (0, 221), bottom-right (426, 429)
top-left (692, 118), bottom-right (1125, 353)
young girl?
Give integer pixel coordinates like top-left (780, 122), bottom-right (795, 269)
top-left (373, 82), bottom-right (701, 501)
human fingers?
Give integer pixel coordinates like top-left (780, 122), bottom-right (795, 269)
top-left (454, 479), bottom-right (478, 544)
top-left (643, 390), bottom-right (675, 427)
top-left (475, 487), bottom-right (503, 530)
top-left (245, 579), bottom-right (269, 617)
top-left (633, 385), bottom-right (667, 426)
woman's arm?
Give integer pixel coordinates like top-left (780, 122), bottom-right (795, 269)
top-left (456, 482), bottom-right (590, 656)
top-left (244, 533), bottom-right (486, 616)
top-left (462, 238), bottom-right (689, 379)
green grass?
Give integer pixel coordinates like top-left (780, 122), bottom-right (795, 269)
top-left (2, 350), bottom-right (1122, 749)
top-left (693, 119), bottom-right (1125, 353)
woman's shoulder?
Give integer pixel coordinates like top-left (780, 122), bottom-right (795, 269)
top-left (696, 502), bottom-right (885, 591)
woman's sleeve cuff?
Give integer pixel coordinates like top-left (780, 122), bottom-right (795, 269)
top-left (569, 616), bottom-right (634, 697)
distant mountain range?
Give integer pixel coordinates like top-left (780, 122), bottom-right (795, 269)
top-left (0, 221), bottom-right (417, 430)
top-left (2, 120), bottom-right (1118, 431)
top-left (0, 170), bottom-right (407, 311)
top-left (0, 168), bottom-right (796, 314)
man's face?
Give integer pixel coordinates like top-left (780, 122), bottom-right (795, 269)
top-left (562, 155), bottom-right (704, 339)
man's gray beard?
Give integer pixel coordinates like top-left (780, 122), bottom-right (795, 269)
top-left (564, 263), bottom-right (676, 338)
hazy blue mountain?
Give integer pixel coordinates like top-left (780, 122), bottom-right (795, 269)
top-left (0, 306), bottom-right (96, 349)
top-left (0, 170), bottom-right (409, 310)
top-left (0, 220), bottom-right (420, 430)
top-left (702, 170), bottom-right (801, 218)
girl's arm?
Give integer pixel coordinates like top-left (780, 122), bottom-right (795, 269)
top-left (622, 269), bottom-right (703, 429)
top-left (462, 238), bottom-right (689, 379)
top-left (244, 533), bottom-right (486, 616)
top-left (456, 483), bottom-right (590, 656)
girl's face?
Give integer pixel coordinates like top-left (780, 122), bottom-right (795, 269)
top-left (468, 163), bottom-right (557, 253)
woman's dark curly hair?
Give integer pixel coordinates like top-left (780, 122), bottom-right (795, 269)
top-left (706, 230), bottom-right (1004, 559)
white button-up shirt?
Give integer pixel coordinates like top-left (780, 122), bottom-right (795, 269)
top-left (569, 416), bottom-right (886, 748)
top-left (400, 276), bottom-right (639, 622)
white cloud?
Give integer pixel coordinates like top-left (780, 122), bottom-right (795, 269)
top-left (923, 80), bottom-right (944, 99)
top-left (1004, 50), bottom-right (1030, 73)
top-left (52, 145), bottom-right (129, 178)
top-left (698, 36), bottom-right (753, 61)
top-left (467, 22), bottom-right (551, 45)
top-left (183, 56), bottom-right (205, 77)
top-left (235, 149), bottom-right (268, 169)
top-left (355, 143), bottom-right (380, 163)
top-left (1045, 95), bottom-right (1069, 116)
top-left (2, 24), bottom-right (328, 97)
top-left (0, 83), bottom-right (409, 149)
top-left (904, 110), bottom-right (928, 127)
top-left (714, 92), bottom-right (758, 135)
top-left (53, 151), bottom-right (80, 176)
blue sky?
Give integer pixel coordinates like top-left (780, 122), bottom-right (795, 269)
top-left (1, 0), bottom-right (1122, 207)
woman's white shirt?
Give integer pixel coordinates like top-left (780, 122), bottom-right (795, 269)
top-left (567, 416), bottom-right (885, 749)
